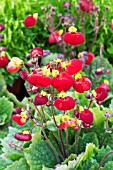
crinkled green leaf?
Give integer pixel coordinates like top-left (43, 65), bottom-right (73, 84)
top-left (68, 153), bottom-right (84, 170)
top-left (83, 143), bottom-right (98, 162)
top-left (103, 161), bottom-right (113, 170)
top-left (0, 157), bottom-right (12, 170)
top-left (0, 96), bottom-right (13, 126)
top-left (0, 126), bottom-right (24, 160)
top-left (78, 132), bottom-right (99, 154)
top-left (81, 158), bottom-right (99, 170)
top-left (96, 146), bottom-right (113, 166)
top-left (24, 132), bottom-right (57, 170)
top-left (4, 158), bottom-right (30, 170)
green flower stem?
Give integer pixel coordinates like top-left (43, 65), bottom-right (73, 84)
top-left (42, 128), bottom-right (60, 164)
top-left (5, 90), bottom-right (26, 108)
top-left (96, 151), bottom-right (113, 170)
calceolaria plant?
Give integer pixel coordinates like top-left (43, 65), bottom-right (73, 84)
top-left (6, 29), bottom-right (112, 170)
top-left (1, 1), bottom-right (113, 170)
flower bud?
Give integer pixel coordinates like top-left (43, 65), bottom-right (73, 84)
top-left (19, 70), bottom-right (28, 80)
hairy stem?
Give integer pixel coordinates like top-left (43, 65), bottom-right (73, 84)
top-left (42, 128), bottom-right (60, 163)
top-left (58, 129), bottom-right (67, 158)
top-left (65, 129), bottom-right (69, 156)
top-left (88, 32), bottom-right (97, 51)
top-left (50, 131), bottom-right (65, 161)
top-left (75, 124), bottom-right (81, 154)
top-left (96, 151), bottom-right (113, 170)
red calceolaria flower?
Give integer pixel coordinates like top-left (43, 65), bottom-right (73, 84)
top-left (59, 115), bottom-right (77, 129)
top-left (80, 0), bottom-right (95, 12)
top-left (30, 47), bottom-right (43, 57)
top-left (34, 91), bottom-right (48, 106)
top-left (48, 30), bottom-right (63, 43)
top-left (85, 52), bottom-right (95, 65)
top-left (98, 80), bottom-right (110, 92)
top-left (92, 87), bottom-right (108, 101)
top-left (26, 68), bottom-right (51, 87)
top-left (12, 110), bottom-right (28, 126)
top-left (79, 108), bottom-right (93, 125)
top-left (14, 130), bottom-right (32, 141)
top-left (0, 51), bottom-right (9, 68)
top-left (51, 72), bottom-right (74, 92)
top-left (24, 13), bottom-right (38, 27)
top-left (19, 70), bottom-right (28, 80)
top-left (7, 57), bottom-right (23, 73)
top-left (54, 92), bottom-right (76, 110)
top-left (63, 26), bottom-right (85, 45)
top-left (73, 74), bottom-right (92, 93)
top-left (58, 115), bottom-right (80, 130)
top-left (65, 58), bottom-right (83, 75)
top-left (59, 121), bottom-right (69, 129)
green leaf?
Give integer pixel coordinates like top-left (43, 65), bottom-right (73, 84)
top-left (90, 56), bottom-right (113, 91)
top-left (96, 146), bottom-right (113, 166)
top-left (109, 99), bottom-right (113, 110)
top-left (4, 158), bottom-right (30, 170)
top-left (81, 158), bottom-right (99, 170)
top-left (42, 53), bottom-right (58, 65)
top-left (107, 44), bottom-right (113, 54)
top-left (0, 96), bottom-right (13, 126)
top-left (0, 158), bottom-right (12, 170)
top-left (0, 126), bottom-right (24, 160)
top-left (90, 107), bottom-right (106, 125)
top-left (24, 134), bottom-right (57, 169)
top-left (46, 120), bottom-right (57, 131)
top-left (103, 161), bottom-right (113, 170)
top-left (78, 132), bottom-right (99, 154)
top-left (83, 143), bottom-right (98, 162)
top-left (75, 91), bottom-right (89, 107)
top-left (62, 154), bottom-right (77, 165)
top-left (0, 73), bottom-right (6, 96)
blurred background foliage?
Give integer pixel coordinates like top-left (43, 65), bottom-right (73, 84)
top-left (0, 0), bottom-right (113, 85)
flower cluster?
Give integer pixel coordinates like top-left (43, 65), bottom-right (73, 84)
top-left (4, 1), bottom-right (112, 164)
